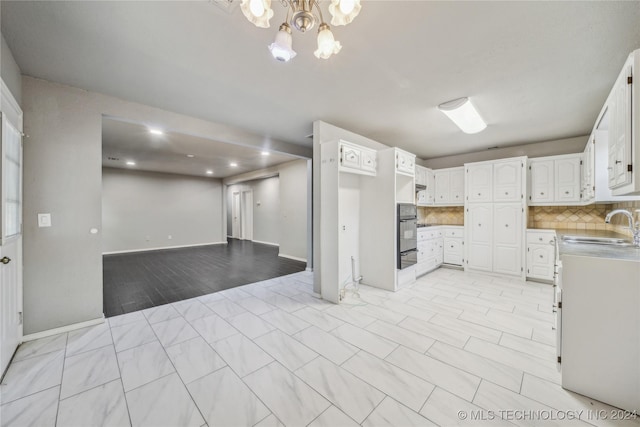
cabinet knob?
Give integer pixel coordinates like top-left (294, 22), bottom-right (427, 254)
top-left (540, 192), bottom-right (544, 195)
top-left (539, 255), bottom-right (543, 258)
top-left (564, 191), bottom-right (569, 195)
top-left (539, 237), bottom-right (543, 241)
top-left (477, 193), bottom-right (481, 196)
top-left (615, 160), bottom-right (622, 164)
top-left (505, 192), bottom-right (508, 195)
top-left (505, 224), bottom-right (509, 228)
top-left (478, 224), bottom-right (481, 227)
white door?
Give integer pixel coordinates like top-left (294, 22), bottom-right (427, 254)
top-left (0, 111), bottom-right (23, 376)
top-left (465, 204), bottom-right (493, 272)
top-left (555, 156), bottom-right (581, 202)
top-left (241, 190), bottom-right (253, 241)
top-left (493, 203), bottom-right (523, 276)
top-left (466, 164), bottom-right (493, 203)
top-left (493, 160), bottom-right (522, 202)
top-left (449, 168), bottom-right (465, 204)
top-left (434, 171), bottom-right (450, 204)
top-left (530, 160), bottom-right (554, 203)
top-left (231, 192), bottom-right (241, 239)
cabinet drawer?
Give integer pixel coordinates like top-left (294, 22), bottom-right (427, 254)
top-left (444, 228), bottom-right (463, 238)
top-left (526, 230), bottom-right (556, 245)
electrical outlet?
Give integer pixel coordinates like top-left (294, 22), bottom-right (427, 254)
top-left (38, 213), bottom-right (52, 228)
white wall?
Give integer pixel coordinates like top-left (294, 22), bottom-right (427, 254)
top-left (21, 76), bottom-right (310, 335)
top-left (421, 135), bottom-right (588, 169)
top-left (1, 34), bottom-right (22, 104)
top-left (102, 168), bottom-right (224, 253)
top-left (227, 176), bottom-right (280, 245)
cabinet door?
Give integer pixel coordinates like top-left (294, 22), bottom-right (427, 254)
top-left (426, 170), bottom-right (435, 203)
top-left (494, 160), bottom-right (522, 202)
top-left (530, 160), bottom-right (554, 203)
top-left (397, 151), bottom-right (415, 176)
top-left (435, 238), bottom-right (444, 265)
top-left (493, 203), bottom-right (523, 276)
top-left (449, 168), bottom-right (465, 204)
top-left (340, 143), bottom-right (361, 170)
top-left (555, 156), bottom-right (581, 203)
top-left (527, 243), bottom-right (555, 281)
top-left (444, 238), bottom-right (463, 265)
top-left (415, 166), bottom-right (425, 186)
top-left (465, 204), bottom-right (493, 272)
top-left (466, 164), bottom-right (493, 202)
top-left (434, 171), bottom-right (450, 204)
top-left (582, 138), bottom-right (595, 201)
top-left (361, 149), bottom-right (377, 174)
top-left (608, 63), bottom-right (632, 188)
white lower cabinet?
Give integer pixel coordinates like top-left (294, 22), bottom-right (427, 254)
top-left (417, 226), bottom-right (463, 277)
top-left (526, 230), bottom-right (556, 281)
top-left (465, 203), bottom-right (525, 277)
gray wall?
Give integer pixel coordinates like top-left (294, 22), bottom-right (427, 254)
top-left (102, 168), bottom-right (224, 253)
top-left (420, 136), bottom-right (589, 169)
top-left (1, 34), bottom-right (22, 104)
top-left (224, 159), bottom-right (309, 261)
top-left (22, 76), bottom-right (310, 335)
top-left (278, 160), bottom-right (308, 261)
top-left (227, 176), bottom-right (280, 245)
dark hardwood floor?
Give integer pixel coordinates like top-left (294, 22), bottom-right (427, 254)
top-left (103, 239), bottom-right (307, 317)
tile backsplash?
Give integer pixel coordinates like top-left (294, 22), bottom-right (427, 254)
top-left (418, 206), bottom-right (464, 225)
top-left (529, 202), bottom-right (640, 237)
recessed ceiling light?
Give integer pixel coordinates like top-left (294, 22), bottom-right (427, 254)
top-left (126, 161), bottom-right (136, 166)
top-left (261, 151), bottom-right (270, 156)
top-left (437, 97), bottom-right (487, 134)
top-left (149, 129), bottom-right (164, 135)
top-left (229, 162), bottom-right (238, 167)
top-left (206, 170), bottom-right (213, 175)
top-left (186, 154), bottom-right (195, 158)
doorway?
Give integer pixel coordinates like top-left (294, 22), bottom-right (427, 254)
top-left (231, 189), bottom-right (253, 240)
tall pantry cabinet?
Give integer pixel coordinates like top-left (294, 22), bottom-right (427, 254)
top-left (464, 157), bottom-right (527, 279)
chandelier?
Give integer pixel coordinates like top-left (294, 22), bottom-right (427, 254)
top-left (239, 0), bottom-right (362, 62)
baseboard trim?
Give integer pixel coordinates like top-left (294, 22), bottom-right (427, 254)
top-left (22, 316), bottom-right (105, 342)
top-left (278, 253), bottom-right (307, 263)
top-left (103, 241), bottom-right (228, 255)
top-left (252, 240), bottom-right (279, 247)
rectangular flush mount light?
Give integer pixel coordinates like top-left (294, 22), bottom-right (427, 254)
top-left (438, 97), bottom-right (487, 134)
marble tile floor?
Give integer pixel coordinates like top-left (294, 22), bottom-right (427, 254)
top-left (1, 269), bottom-right (638, 427)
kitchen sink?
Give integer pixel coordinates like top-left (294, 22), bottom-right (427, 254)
top-left (561, 235), bottom-right (634, 247)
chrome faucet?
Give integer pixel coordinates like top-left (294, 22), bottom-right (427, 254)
top-left (604, 209), bottom-right (640, 247)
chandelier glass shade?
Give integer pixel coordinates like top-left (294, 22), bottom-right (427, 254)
top-left (240, 0), bottom-right (361, 61)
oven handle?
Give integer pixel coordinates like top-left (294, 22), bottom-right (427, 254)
top-left (399, 219), bottom-right (417, 223)
top-left (400, 248), bottom-right (418, 255)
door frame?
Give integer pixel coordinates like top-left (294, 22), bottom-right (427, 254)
top-left (231, 191), bottom-right (241, 239)
top-left (240, 189), bottom-right (253, 241)
top-left (0, 78), bottom-right (24, 377)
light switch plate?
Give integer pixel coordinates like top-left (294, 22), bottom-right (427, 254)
top-left (38, 213), bottom-right (52, 228)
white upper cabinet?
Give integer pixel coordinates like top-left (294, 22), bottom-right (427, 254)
top-left (339, 140), bottom-right (377, 176)
top-left (606, 49), bottom-right (640, 196)
top-left (396, 149), bottom-right (415, 177)
top-left (434, 170), bottom-right (450, 204)
top-left (493, 159), bottom-right (523, 202)
top-left (415, 165), bottom-right (428, 186)
top-left (449, 168), bottom-right (465, 204)
top-left (433, 167), bottom-right (465, 206)
top-left (555, 156), bottom-right (582, 203)
top-left (529, 160), bottom-right (554, 203)
top-left (425, 169), bottom-right (435, 204)
top-left (528, 154), bottom-right (583, 205)
top-left (466, 163), bottom-right (493, 202)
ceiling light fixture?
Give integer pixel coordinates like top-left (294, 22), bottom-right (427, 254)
top-left (240, 0), bottom-right (361, 61)
top-left (206, 170), bottom-right (214, 175)
top-left (229, 162), bottom-right (238, 167)
top-left (126, 161), bottom-right (136, 166)
top-left (437, 97), bottom-right (487, 134)
top-left (186, 154), bottom-right (195, 158)
top-left (261, 151), bottom-right (270, 156)
top-left (149, 129), bottom-right (164, 135)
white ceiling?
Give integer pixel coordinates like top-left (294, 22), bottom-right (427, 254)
top-left (2, 1), bottom-right (640, 158)
top-left (102, 118), bottom-right (298, 178)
